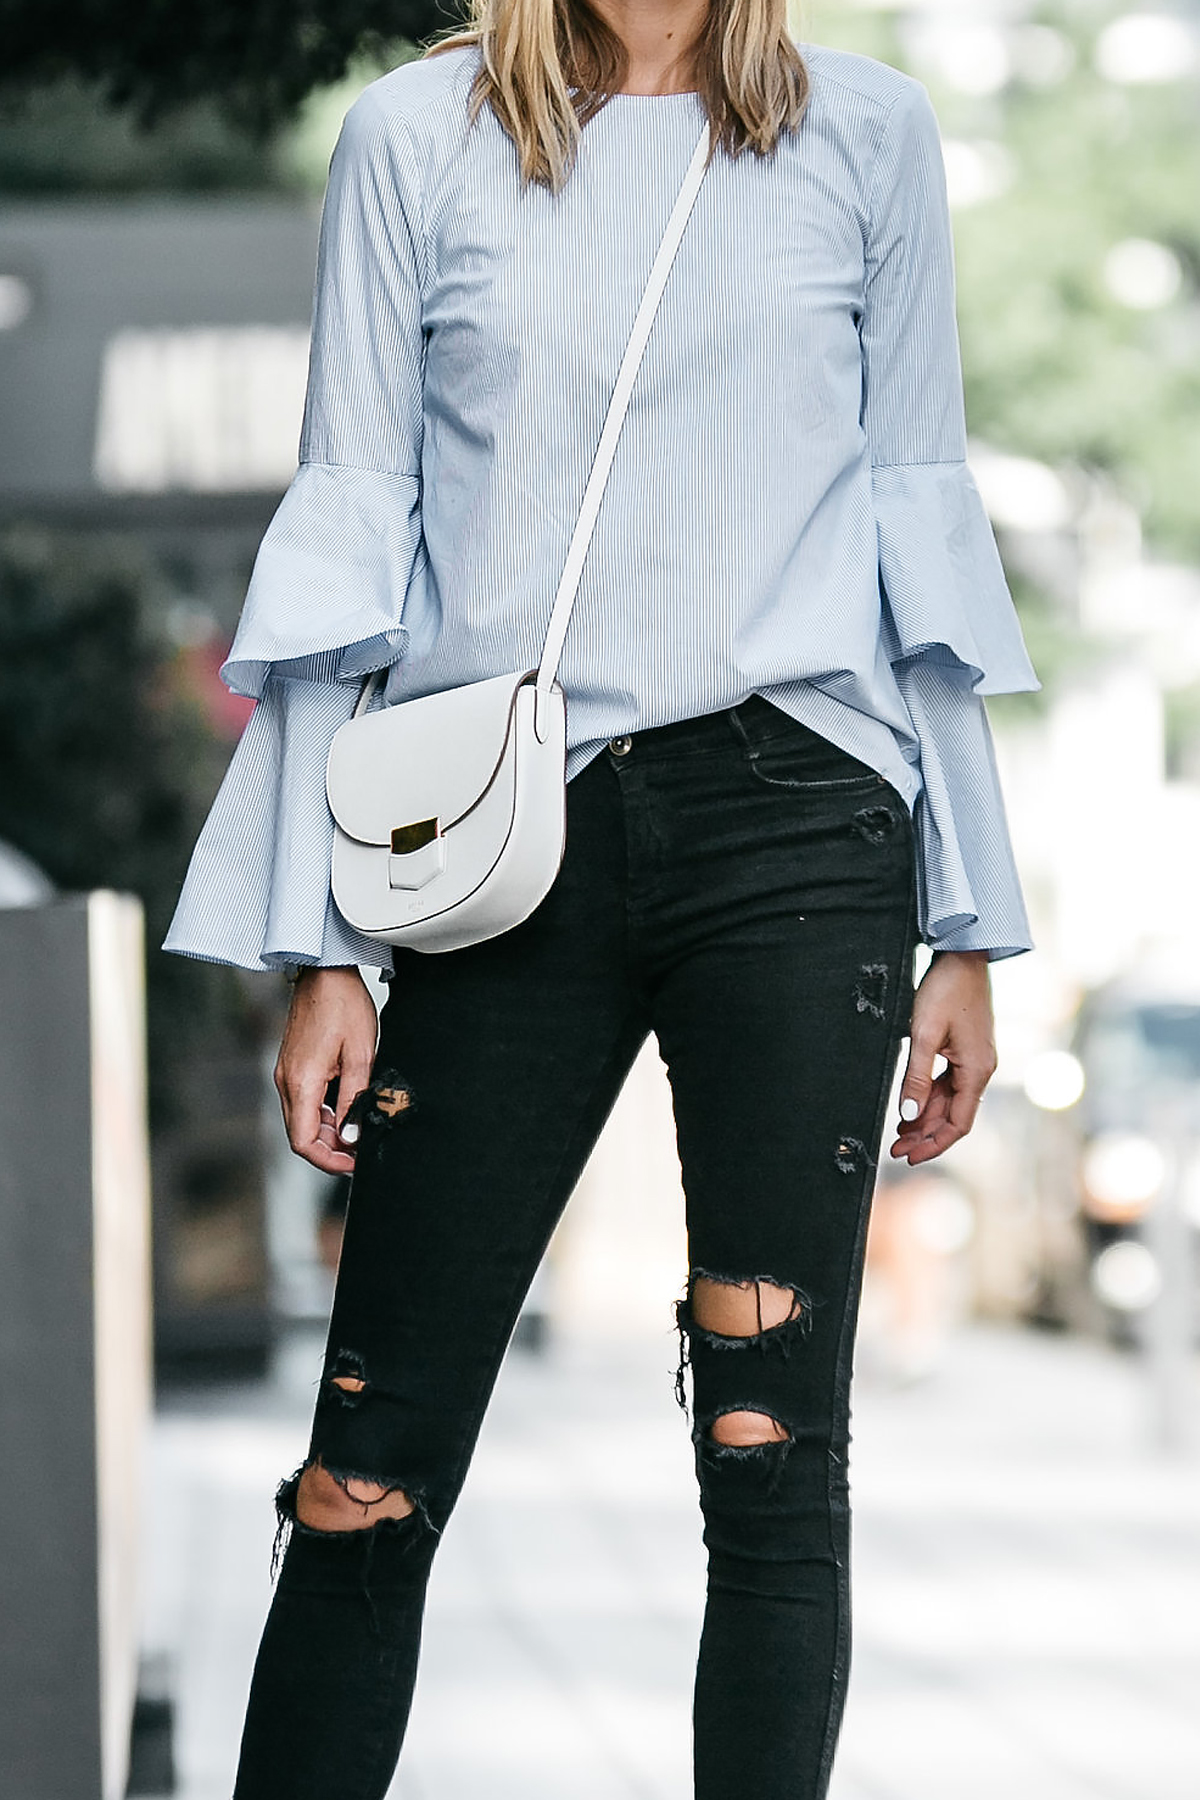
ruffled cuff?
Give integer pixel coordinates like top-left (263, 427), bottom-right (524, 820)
top-left (221, 461), bottom-right (423, 699)
top-left (875, 461), bottom-right (1040, 697)
top-left (163, 675), bottom-right (393, 973)
top-left (896, 657), bottom-right (1032, 961)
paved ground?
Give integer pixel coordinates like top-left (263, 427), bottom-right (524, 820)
top-left (145, 1321), bottom-right (1200, 1800)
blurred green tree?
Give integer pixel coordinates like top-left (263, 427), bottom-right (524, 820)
top-left (954, 53), bottom-right (1200, 564)
top-left (0, 0), bottom-right (457, 132)
top-left (0, 79), bottom-right (300, 194)
top-left (811, 1), bottom-right (1200, 566)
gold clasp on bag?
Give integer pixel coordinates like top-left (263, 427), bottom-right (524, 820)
top-left (388, 818), bottom-right (446, 892)
top-left (390, 818), bottom-right (440, 855)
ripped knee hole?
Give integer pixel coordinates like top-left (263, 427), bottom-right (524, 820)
top-left (707, 1409), bottom-right (791, 1447)
top-left (295, 1460), bottom-right (415, 1532)
top-left (690, 1275), bottom-right (805, 1339)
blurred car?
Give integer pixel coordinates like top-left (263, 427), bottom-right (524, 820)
top-left (1023, 952), bottom-right (1200, 1341)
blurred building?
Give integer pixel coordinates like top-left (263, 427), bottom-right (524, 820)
top-left (0, 198), bottom-right (319, 635)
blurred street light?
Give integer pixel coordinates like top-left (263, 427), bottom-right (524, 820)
top-left (1091, 1239), bottom-right (1163, 1311)
top-left (1103, 238), bottom-right (1184, 310)
top-left (942, 138), bottom-right (1015, 209)
top-left (903, 18), bottom-right (1012, 95)
top-left (1095, 14), bottom-right (1200, 84)
top-left (1010, 25), bottom-right (1077, 88)
top-left (1081, 1131), bottom-right (1166, 1223)
top-left (968, 444), bottom-right (1073, 534)
top-left (1023, 1048), bottom-right (1086, 1112)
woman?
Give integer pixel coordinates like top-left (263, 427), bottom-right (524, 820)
top-left (166, 0), bottom-right (1038, 1792)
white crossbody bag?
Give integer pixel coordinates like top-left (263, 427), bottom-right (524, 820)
top-left (326, 125), bottom-right (711, 954)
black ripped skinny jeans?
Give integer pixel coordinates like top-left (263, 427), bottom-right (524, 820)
top-left (234, 697), bottom-right (918, 1800)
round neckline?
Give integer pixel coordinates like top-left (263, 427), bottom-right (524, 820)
top-left (608, 88), bottom-right (701, 102)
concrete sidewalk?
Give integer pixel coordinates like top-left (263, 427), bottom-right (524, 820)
top-left (145, 1321), bottom-right (1200, 1800)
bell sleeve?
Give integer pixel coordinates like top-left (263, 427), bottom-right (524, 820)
top-left (861, 79), bottom-right (1038, 956)
top-left (163, 661), bottom-right (390, 971)
top-left (893, 659), bottom-right (1032, 959)
top-left (164, 87), bottom-right (426, 972)
top-left (223, 87), bottom-right (427, 697)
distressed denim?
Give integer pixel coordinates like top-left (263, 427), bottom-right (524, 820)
top-left (233, 697), bottom-right (918, 1800)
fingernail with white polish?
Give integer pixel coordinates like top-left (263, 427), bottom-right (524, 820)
top-left (339, 1121), bottom-right (360, 1145)
top-left (900, 1097), bottom-right (920, 1122)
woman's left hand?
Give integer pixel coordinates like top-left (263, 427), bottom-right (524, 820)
top-left (890, 950), bottom-right (997, 1165)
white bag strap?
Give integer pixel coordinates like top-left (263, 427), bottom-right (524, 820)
top-left (533, 123), bottom-right (711, 729)
top-left (354, 122), bottom-right (712, 730)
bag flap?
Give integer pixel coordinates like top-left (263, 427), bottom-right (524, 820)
top-left (326, 670), bottom-right (528, 847)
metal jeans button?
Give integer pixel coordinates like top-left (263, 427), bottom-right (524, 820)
top-left (608, 736), bottom-right (633, 758)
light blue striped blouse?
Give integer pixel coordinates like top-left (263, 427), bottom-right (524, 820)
top-left (165, 41), bottom-right (1039, 974)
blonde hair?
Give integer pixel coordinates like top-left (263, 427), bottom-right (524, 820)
top-left (429, 0), bottom-right (808, 191)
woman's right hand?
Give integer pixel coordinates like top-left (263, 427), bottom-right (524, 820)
top-left (274, 966), bottom-right (379, 1174)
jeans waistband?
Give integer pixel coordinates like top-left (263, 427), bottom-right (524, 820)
top-left (610, 696), bottom-right (810, 760)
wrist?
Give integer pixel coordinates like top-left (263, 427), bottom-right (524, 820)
top-left (923, 949), bottom-right (992, 993)
top-left (286, 963), bottom-right (361, 988)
